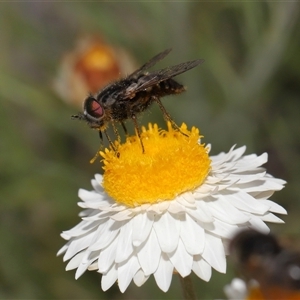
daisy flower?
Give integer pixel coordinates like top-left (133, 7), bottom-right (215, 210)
top-left (58, 122), bottom-right (286, 293)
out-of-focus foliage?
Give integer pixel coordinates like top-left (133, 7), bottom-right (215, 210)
top-left (0, 2), bottom-right (299, 299)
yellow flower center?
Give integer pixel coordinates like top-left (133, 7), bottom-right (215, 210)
top-left (100, 123), bottom-right (211, 207)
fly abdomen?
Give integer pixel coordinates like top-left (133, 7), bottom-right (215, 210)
top-left (151, 78), bottom-right (185, 98)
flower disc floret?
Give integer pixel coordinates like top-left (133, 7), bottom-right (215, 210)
top-left (101, 123), bottom-right (211, 207)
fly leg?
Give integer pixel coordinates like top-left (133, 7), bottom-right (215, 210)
top-left (103, 129), bottom-right (118, 152)
top-left (90, 131), bottom-right (104, 163)
top-left (152, 96), bottom-right (188, 137)
top-left (111, 121), bottom-right (121, 144)
top-left (132, 114), bottom-right (145, 153)
top-left (121, 121), bottom-right (128, 137)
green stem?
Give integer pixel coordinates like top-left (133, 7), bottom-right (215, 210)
top-left (178, 274), bottom-right (197, 300)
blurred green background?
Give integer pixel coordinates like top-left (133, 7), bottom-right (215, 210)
top-left (1, 2), bottom-right (300, 299)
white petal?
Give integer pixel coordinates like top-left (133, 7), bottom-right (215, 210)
top-left (82, 211), bottom-right (111, 221)
top-left (231, 146), bottom-right (247, 159)
top-left (98, 237), bottom-right (118, 273)
top-left (193, 183), bottom-right (218, 197)
top-left (137, 229), bottom-right (161, 276)
top-left (228, 171), bottom-right (267, 183)
top-left (148, 201), bottom-right (170, 214)
top-left (88, 220), bottom-right (117, 248)
top-left (231, 179), bottom-right (285, 193)
top-left (156, 200), bottom-right (171, 212)
top-left (153, 212), bottom-right (180, 253)
top-left (207, 196), bottom-right (250, 224)
top-left (66, 252), bottom-right (85, 271)
top-left (154, 253), bottom-right (174, 292)
top-left (101, 264), bottom-right (118, 291)
top-left (248, 216), bottom-right (270, 233)
top-left (211, 146), bottom-right (245, 166)
top-left (75, 250), bottom-right (100, 279)
top-left (115, 222), bottom-right (134, 263)
top-left (202, 175), bottom-right (223, 184)
top-left (88, 219), bottom-right (120, 251)
top-left (168, 201), bottom-right (186, 214)
top-left (205, 219), bottom-right (238, 239)
top-left (94, 173), bottom-right (103, 182)
top-left (103, 203), bottom-right (126, 212)
top-left (180, 214), bottom-right (205, 255)
top-left (78, 190), bottom-right (111, 209)
top-left (57, 243), bottom-right (69, 256)
top-left (111, 210), bottom-right (133, 221)
top-left (182, 192), bottom-right (196, 204)
top-left (192, 256), bottom-right (212, 282)
top-left (260, 199), bottom-right (287, 214)
top-left (168, 239), bottom-right (193, 277)
top-left (61, 219), bottom-right (103, 239)
top-left (117, 255), bottom-right (140, 293)
top-left (78, 189), bottom-right (102, 201)
top-left (63, 231), bottom-right (94, 261)
top-left (187, 201), bottom-right (214, 223)
top-left (133, 269), bottom-right (149, 287)
top-left (234, 153), bottom-right (268, 171)
top-left (132, 212), bottom-right (154, 247)
top-left (176, 195), bottom-right (196, 208)
top-left (227, 191), bottom-right (270, 215)
top-left (91, 178), bottom-right (105, 194)
top-left (251, 190), bottom-right (275, 200)
top-left (201, 233), bottom-right (226, 273)
top-left (88, 261), bottom-right (98, 271)
top-left (260, 212), bottom-right (285, 223)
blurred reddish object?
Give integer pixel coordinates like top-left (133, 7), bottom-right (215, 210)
top-left (54, 36), bottom-right (136, 108)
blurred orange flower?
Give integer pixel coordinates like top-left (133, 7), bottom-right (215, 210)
top-left (54, 36), bottom-right (136, 108)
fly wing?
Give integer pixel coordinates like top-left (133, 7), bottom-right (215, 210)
top-left (123, 59), bottom-right (204, 98)
top-left (128, 48), bottom-right (172, 78)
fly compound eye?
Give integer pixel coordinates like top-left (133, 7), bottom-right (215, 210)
top-left (84, 96), bottom-right (104, 121)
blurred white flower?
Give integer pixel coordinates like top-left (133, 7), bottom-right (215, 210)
top-left (223, 278), bottom-right (261, 300)
top-left (224, 278), bottom-right (248, 299)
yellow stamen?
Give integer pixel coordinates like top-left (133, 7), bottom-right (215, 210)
top-left (100, 123), bottom-right (211, 207)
